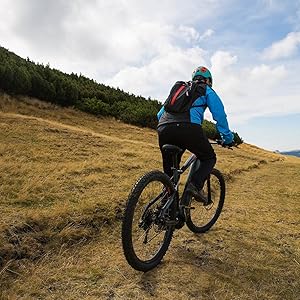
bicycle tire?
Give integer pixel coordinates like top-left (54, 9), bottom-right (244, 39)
top-left (121, 170), bottom-right (175, 272)
top-left (185, 168), bottom-right (225, 233)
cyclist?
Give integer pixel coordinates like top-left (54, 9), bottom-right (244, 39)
top-left (157, 66), bottom-right (234, 200)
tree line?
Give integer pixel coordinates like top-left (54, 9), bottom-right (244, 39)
top-left (0, 46), bottom-right (243, 144)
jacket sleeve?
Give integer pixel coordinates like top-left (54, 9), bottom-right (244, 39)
top-left (206, 86), bottom-right (234, 144)
top-left (157, 106), bottom-right (165, 120)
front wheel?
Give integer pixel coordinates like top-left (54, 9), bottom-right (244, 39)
top-left (121, 170), bottom-right (175, 272)
top-left (185, 168), bottom-right (225, 233)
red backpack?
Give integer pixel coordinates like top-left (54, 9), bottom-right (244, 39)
top-left (163, 81), bottom-right (206, 113)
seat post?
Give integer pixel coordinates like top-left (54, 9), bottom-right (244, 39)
top-left (172, 154), bottom-right (179, 170)
top-left (171, 154), bottom-right (180, 184)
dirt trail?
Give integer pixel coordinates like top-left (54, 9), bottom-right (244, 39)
top-left (1, 98), bottom-right (299, 299)
top-left (4, 159), bottom-right (300, 300)
top-left (0, 111), bottom-right (156, 147)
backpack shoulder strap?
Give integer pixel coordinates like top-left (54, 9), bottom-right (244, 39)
top-left (189, 81), bottom-right (207, 108)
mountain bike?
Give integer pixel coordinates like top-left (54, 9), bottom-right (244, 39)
top-left (121, 141), bottom-right (230, 272)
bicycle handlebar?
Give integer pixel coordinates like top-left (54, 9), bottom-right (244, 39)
top-left (179, 139), bottom-right (234, 174)
top-left (210, 139), bottom-right (234, 150)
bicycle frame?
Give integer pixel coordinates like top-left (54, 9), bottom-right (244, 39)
top-left (158, 153), bottom-right (200, 224)
top-left (122, 141), bottom-right (228, 271)
top-left (149, 141), bottom-right (223, 226)
top-left (169, 140), bottom-right (222, 188)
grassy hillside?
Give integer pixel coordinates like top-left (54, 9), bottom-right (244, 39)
top-left (0, 46), bottom-right (243, 143)
top-left (0, 93), bottom-right (299, 299)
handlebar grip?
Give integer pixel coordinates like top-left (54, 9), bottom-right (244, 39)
top-left (216, 139), bottom-right (224, 146)
top-left (215, 139), bottom-right (234, 149)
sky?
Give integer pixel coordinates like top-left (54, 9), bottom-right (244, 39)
top-left (0, 0), bottom-right (300, 151)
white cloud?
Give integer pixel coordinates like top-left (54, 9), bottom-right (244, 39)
top-left (248, 64), bottom-right (287, 83)
top-left (210, 51), bottom-right (240, 97)
top-left (107, 44), bottom-right (300, 129)
top-left (106, 47), bottom-right (207, 100)
top-left (203, 50), bottom-right (299, 125)
top-left (1, 0), bottom-right (300, 146)
top-left (211, 51), bottom-right (238, 79)
top-left (263, 31), bottom-right (300, 60)
top-left (0, 0), bottom-right (221, 80)
top-left (200, 29), bottom-right (215, 40)
top-left (178, 26), bottom-right (201, 44)
top-left (178, 26), bottom-right (214, 44)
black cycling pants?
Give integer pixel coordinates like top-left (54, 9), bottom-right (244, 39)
top-left (157, 123), bottom-right (216, 189)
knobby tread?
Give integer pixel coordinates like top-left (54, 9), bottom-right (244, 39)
top-left (185, 168), bottom-right (225, 233)
top-left (121, 170), bottom-right (175, 272)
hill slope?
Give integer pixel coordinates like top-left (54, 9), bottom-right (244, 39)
top-left (0, 46), bottom-right (243, 143)
top-left (0, 94), bottom-right (299, 299)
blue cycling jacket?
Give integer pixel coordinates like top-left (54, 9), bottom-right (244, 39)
top-left (157, 85), bottom-right (234, 144)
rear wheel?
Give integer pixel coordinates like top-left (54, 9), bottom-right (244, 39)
top-left (122, 170), bottom-right (175, 271)
top-left (185, 169), bottom-right (225, 233)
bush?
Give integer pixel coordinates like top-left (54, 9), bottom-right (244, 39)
top-left (76, 97), bottom-right (110, 116)
top-left (0, 46), bottom-right (243, 143)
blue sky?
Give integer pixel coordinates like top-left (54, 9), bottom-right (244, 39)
top-left (0, 0), bottom-right (300, 151)
top-left (237, 113), bottom-right (300, 151)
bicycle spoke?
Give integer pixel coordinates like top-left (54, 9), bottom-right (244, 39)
top-left (130, 180), bottom-right (171, 262)
top-left (185, 169), bottom-right (225, 233)
top-left (143, 227), bottom-right (165, 244)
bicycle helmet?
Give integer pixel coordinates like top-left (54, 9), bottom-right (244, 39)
top-left (192, 66), bottom-right (212, 86)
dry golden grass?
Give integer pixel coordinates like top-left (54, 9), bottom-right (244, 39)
top-left (0, 93), bottom-right (299, 299)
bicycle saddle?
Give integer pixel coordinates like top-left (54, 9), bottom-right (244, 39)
top-left (162, 144), bottom-right (183, 154)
